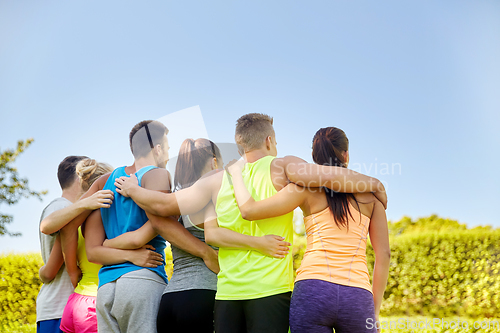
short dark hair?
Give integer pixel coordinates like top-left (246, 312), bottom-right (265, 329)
top-left (129, 120), bottom-right (169, 159)
top-left (58, 155), bottom-right (88, 190)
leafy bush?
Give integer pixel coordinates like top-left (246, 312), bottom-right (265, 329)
top-left (370, 229), bottom-right (500, 318)
top-left (1, 322), bottom-right (36, 333)
top-left (0, 253), bottom-right (42, 328)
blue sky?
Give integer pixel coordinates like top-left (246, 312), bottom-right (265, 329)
top-left (1, 1), bottom-right (499, 252)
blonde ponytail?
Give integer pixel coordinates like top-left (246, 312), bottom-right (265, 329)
top-left (76, 158), bottom-right (113, 192)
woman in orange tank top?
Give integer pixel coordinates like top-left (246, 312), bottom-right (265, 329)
top-left (228, 127), bottom-right (391, 333)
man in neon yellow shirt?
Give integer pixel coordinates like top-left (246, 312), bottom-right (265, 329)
top-left (115, 113), bottom-right (387, 333)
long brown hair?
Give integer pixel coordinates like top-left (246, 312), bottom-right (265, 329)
top-left (312, 127), bottom-right (358, 230)
top-left (174, 138), bottom-right (222, 190)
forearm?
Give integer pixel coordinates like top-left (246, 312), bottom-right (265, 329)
top-left (231, 172), bottom-right (261, 220)
top-left (87, 245), bottom-right (136, 265)
top-left (129, 186), bottom-right (180, 216)
top-left (39, 235), bottom-right (64, 283)
top-left (231, 168), bottom-right (253, 208)
top-left (60, 226), bottom-right (81, 287)
top-left (372, 255), bottom-right (390, 315)
top-left (286, 161), bottom-right (382, 192)
top-left (205, 225), bottom-right (261, 250)
top-left (40, 202), bottom-right (88, 235)
top-left (317, 167), bottom-right (382, 193)
top-left (104, 222), bottom-right (156, 250)
top-left (150, 215), bottom-right (211, 259)
top-left (104, 236), bottom-right (143, 250)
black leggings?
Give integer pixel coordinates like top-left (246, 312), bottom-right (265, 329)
top-left (156, 289), bottom-right (216, 333)
top-left (214, 292), bottom-right (292, 333)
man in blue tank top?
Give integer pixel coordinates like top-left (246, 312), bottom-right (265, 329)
top-left (85, 120), bottom-right (219, 333)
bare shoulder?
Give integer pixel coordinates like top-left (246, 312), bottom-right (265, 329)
top-left (279, 155), bottom-right (308, 165)
top-left (81, 173), bottom-right (111, 198)
top-left (96, 173), bottom-right (112, 190)
top-left (142, 168), bottom-right (171, 191)
top-left (200, 168), bottom-right (223, 180)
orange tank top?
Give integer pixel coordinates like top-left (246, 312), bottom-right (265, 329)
top-left (295, 202), bottom-right (372, 293)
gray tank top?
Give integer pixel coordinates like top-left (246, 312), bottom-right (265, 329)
top-left (163, 215), bottom-right (218, 294)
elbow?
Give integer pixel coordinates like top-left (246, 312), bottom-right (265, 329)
top-left (240, 210), bottom-right (250, 221)
top-left (128, 239), bottom-right (143, 250)
top-left (151, 202), bottom-right (168, 217)
top-left (40, 221), bottom-right (53, 235)
top-left (378, 248), bottom-right (391, 262)
top-left (205, 233), bottom-right (215, 247)
top-left (86, 248), bottom-right (98, 264)
top-left (240, 210), bottom-right (258, 221)
top-left (373, 178), bottom-right (384, 192)
top-left (204, 230), bottom-right (217, 247)
top-left (239, 204), bottom-right (254, 221)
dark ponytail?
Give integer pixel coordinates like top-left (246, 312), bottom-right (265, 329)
top-left (174, 138), bottom-right (222, 191)
top-left (312, 127), bottom-right (357, 230)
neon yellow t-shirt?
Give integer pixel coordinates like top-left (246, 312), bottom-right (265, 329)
top-left (74, 227), bottom-right (101, 296)
top-left (215, 156), bottom-right (294, 300)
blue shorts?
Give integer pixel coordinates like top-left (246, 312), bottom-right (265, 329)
top-left (37, 318), bottom-right (63, 333)
top-left (289, 279), bottom-right (377, 333)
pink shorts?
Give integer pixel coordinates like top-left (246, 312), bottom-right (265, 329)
top-left (60, 292), bottom-right (97, 333)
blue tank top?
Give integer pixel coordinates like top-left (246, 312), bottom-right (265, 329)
top-left (98, 165), bottom-right (168, 287)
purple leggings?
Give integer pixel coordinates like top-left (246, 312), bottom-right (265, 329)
top-left (289, 279), bottom-right (377, 333)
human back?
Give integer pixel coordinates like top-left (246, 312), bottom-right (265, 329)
top-left (297, 190), bottom-right (376, 293)
top-left (157, 138), bottom-right (222, 333)
top-left (99, 165), bottom-right (168, 287)
top-left (90, 120), bottom-right (171, 333)
top-left (216, 155), bottom-right (294, 300)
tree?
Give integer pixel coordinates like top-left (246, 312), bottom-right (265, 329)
top-left (0, 138), bottom-right (47, 236)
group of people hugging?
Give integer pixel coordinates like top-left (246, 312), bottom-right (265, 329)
top-left (36, 113), bottom-right (390, 333)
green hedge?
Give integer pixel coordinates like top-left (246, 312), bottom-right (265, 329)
top-left (2, 229), bottom-right (499, 327)
top-left (370, 229), bottom-right (500, 318)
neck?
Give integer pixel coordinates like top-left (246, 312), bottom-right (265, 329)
top-left (244, 148), bottom-right (272, 163)
top-left (61, 184), bottom-right (82, 203)
top-left (134, 155), bottom-right (159, 171)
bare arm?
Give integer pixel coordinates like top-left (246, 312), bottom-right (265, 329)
top-left (85, 209), bottom-right (164, 267)
top-left (38, 235), bottom-right (64, 284)
top-left (281, 156), bottom-right (387, 208)
top-left (228, 161), bottom-right (307, 221)
top-left (204, 210), bottom-right (290, 259)
top-left (368, 200), bottom-right (391, 319)
top-left (114, 171), bottom-right (218, 217)
top-left (60, 225), bottom-right (81, 288)
top-left (40, 176), bottom-right (113, 234)
top-left (103, 221), bottom-right (157, 250)
top-left (149, 214), bottom-right (220, 273)
top-left (122, 168), bottom-right (221, 273)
